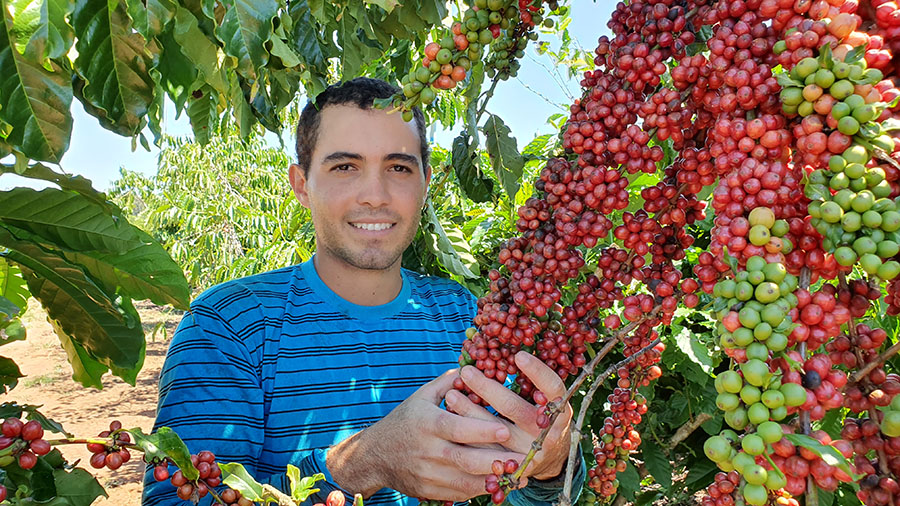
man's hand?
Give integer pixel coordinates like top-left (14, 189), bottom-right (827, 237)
top-left (326, 370), bottom-right (528, 501)
top-left (445, 352), bottom-right (573, 481)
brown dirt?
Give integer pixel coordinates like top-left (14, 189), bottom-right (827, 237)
top-left (4, 299), bottom-right (184, 505)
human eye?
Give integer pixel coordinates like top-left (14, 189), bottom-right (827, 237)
top-left (390, 164), bottom-right (413, 173)
top-left (330, 163), bottom-right (354, 172)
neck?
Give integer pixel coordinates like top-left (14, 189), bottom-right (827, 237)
top-left (312, 253), bottom-right (403, 306)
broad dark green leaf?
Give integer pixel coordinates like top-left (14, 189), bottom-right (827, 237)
top-left (71, 0), bottom-right (156, 136)
top-left (817, 407), bottom-right (844, 440)
top-left (49, 317), bottom-right (110, 388)
top-left (0, 0), bottom-right (73, 163)
top-left (616, 461), bottom-right (640, 501)
top-left (674, 326), bottom-right (714, 374)
top-left (641, 440), bottom-right (672, 491)
top-left (155, 26), bottom-right (198, 114)
top-left (423, 202), bottom-right (478, 279)
top-left (365, 0), bottom-right (399, 13)
top-left (30, 447), bottom-right (58, 500)
top-left (0, 188), bottom-right (142, 253)
top-left (221, 462), bottom-right (265, 499)
top-left (125, 0), bottom-right (173, 40)
top-left (0, 162), bottom-right (113, 211)
top-left (130, 427), bottom-right (199, 479)
top-left (417, 0), bottom-right (447, 25)
top-left (0, 355), bottom-right (22, 392)
top-left (171, 6), bottom-right (226, 94)
top-left (186, 86), bottom-right (218, 145)
top-left (0, 226), bottom-right (144, 373)
top-left (482, 114), bottom-right (524, 200)
top-left (289, 0), bottom-right (324, 68)
top-left (452, 134), bottom-right (493, 203)
top-left (215, 0), bottom-right (277, 80)
top-left (15, 0), bottom-right (74, 60)
top-left (53, 467), bottom-right (106, 506)
top-left (683, 457), bottom-right (718, 492)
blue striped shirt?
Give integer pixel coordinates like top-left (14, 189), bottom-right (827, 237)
top-left (142, 258), bottom-right (582, 506)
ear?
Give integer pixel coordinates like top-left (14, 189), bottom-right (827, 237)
top-left (288, 164), bottom-right (311, 208)
top-left (423, 163), bottom-right (432, 202)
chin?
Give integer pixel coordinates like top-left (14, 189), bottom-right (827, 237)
top-left (336, 249), bottom-right (403, 271)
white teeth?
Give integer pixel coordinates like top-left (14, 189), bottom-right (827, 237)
top-left (352, 223), bottom-right (393, 231)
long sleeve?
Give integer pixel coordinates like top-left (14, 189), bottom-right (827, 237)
top-left (508, 454), bottom-right (587, 506)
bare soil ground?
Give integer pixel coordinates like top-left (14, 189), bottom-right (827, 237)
top-left (4, 299), bottom-right (184, 505)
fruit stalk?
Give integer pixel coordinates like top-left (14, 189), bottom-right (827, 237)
top-left (847, 339), bottom-right (900, 384)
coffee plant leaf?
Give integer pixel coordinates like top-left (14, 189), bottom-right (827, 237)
top-left (0, 355), bottom-right (21, 393)
top-left (49, 317), bottom-right (111, 389)
top-left (0, 226), bottom-right (145, 374)
top-left (220, 462), bottom-right (265, 500)
top-left (215, 0), bottom-right (277, 80)
top-left (482, 114), bottom-right (524, 200)
top-left (52, 467), bottom-right (106, 506)
top-left (640, 439), bottom-right (672, 491)
top-left (125, 0), bottom-right (173, 41)
top-left (71, 0), bottom-right (155, 137)
top-left (616, 460), bottom-right (641, 500)
top-left (288, 0), bottom-right (325, 68)
top-left (784, 433), bottom-right (861, 480)
top-left (131, 427), bottom-right (200, 480)
top-left (0, 188), bottom-right (142, 254)
top-left (0, 0), bottom-right (73, 163)
top-left (423, 203), bottom-right (478, 279)
top-left (0, 257), bottom-right (28, 313)
top-left (287, 466), bottom-right (324, 503)
top-left (452, 134), bottom-right (494, 203)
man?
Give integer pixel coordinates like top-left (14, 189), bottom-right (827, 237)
top-left (142, 78), bottom-right (583, 506)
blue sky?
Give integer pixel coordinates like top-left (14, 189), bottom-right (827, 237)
top-left (1, 2), bottom-right (614, 191)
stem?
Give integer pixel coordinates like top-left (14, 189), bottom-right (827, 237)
top-left (839, 273), bottom-right (891, 477)
top-left (506, 305), bottom-right (664, 490)
top-left (873, 147), bottom-right (900, 172)
top-left (476, 78), bottom-right (501, 123)
top-left (558, 338), bottom-right (662, 506)
top-left (45, 437), bottom-right (141, 452)
top-left (848, 339), bottom-right (900, 384)
top-left (667, 413), bottom-right (714, 450)
top-left (800, 268), bottom-right (816, 506)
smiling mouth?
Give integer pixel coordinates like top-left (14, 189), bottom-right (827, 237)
top-left (350, 222), bottom-right (395, 231)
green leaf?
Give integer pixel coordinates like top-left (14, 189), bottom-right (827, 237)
top-left (0, 226), bottom-right (145, 373)
top-left (52, 467), bottom-right (107, 506)
top-left (71, 0), bottom-right (156, 136)
top-left (482, 114), bottom-right (524, 200)
top-left (452, 134), bottom-right (493, 202)
top-left (0, 0), bottom-right (73, 163)
top-left (25, 0), bottom-right (75, 60)
top-left (269, 36), bottom-right (301, 67)
top-left (0, 161), bottom-right (113, 211)
top-left (287, 466), bottom-right (324, 503)
top-left (130, 427), bottom-right (199, 480)
top-left (62, 228), bottom-right (190, 309)
top-left (641, 439), bottom-right (672, 490)
top-left (365, 0), bottom-right (399, 13)
top-left (775, 73), bottom-right (803, 88)
top-left (784, 434), bottom-right (861, 480)
top-left (683, 457), bottom-right (718, 492)
top-left (844, 44), bottom-right (866, 64)
top-left (49, 316), bottom-right (111, 388)
top-left (289, 0), bottom-right (325, 68)
top-left (674, 326), bottom-right (714, 374)
top-left (216, 0), bottom-right (277, 80)
top-left (616, 461), bottom-right (640, 500)
top-left (186, 86), bottom-right (218, 145)
top-left (818, 487), bottom-right (835, 506)
top-left (172, 6), bottom-right (226, 94)
top-left (816, 407), bottom-right (844, 440)
top-left (0, 188), bottom-right (142, 253)
top-left (125, 0), bottom-right (173, 40)
top-left (0, 355), bottom-right (21, 392)
top-left (155, 27), bottom-right (198, 113)
top-left (0, 257), bottom-right (28, 311)
top-left (221, 462), bottom-right (266, 500)
top-left (423, 202), bottom-right (478, 279)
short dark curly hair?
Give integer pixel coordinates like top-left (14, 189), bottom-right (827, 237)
top-left (294, 77), bottom-right (429, 177)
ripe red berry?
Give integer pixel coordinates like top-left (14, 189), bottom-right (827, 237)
top-left (154, 465), bottom-right (169, 482)
top-left (1, 418), bottom-right (23, 438)
top-left (18, 450), bottom-right (37, 469)
top-left (21, 420), bottom-right (43, 441)
top-left (29, 438), bottom-right (50, 456)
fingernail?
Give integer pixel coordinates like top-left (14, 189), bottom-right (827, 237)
top-left (496, 427), bottom-right (510, 440)
top-left (461, 366), bottom-right (475, 380)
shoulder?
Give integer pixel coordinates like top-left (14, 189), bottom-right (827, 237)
top-left (190, 265), bottom-right (300, 318)
top-left (402, 269), bottom-right (478, 313)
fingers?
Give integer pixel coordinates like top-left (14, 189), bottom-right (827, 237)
top-left (432, 408), bottom-right (511, 445)
top-left (445, 389), bottom-right (533, 454)
top-left (440, 443), bottom-right (528, 476)
top-left (416, 369), bottom-right (461, 405)
top-left (459, 366), bottom-right (536, 429)
top-left (514, 352), bottom-right (566, 400)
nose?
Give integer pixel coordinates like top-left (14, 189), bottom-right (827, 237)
top-left (356, 167), bottom-right (392, 208)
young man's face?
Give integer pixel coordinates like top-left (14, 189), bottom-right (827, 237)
top-left (290, 104), bottom-right (430, 272)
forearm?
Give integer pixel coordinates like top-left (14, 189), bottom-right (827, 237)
top-left (325, 429), bottom-right (387, 498)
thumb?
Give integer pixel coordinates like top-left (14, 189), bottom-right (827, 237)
top-left (416, 369), bottom-right (459, 405)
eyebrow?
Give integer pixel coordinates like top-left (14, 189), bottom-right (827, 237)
top-left (320, 151), bottom-right (421, 167)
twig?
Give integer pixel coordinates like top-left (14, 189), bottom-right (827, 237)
top-left (848, 340), bottom-right (900, 384)
top-left (799, 268), bottom-right (817, 505)
top-left (558, 337), bottom-right (662, 506)
top-left (667, 413), bottom-right (714, 450)
top-left (506, 304), bottom-right (663, 489)
top-left (839, 273), bottom-right (891, 477)
top-left (873, 147), bottom-right (900, 172)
